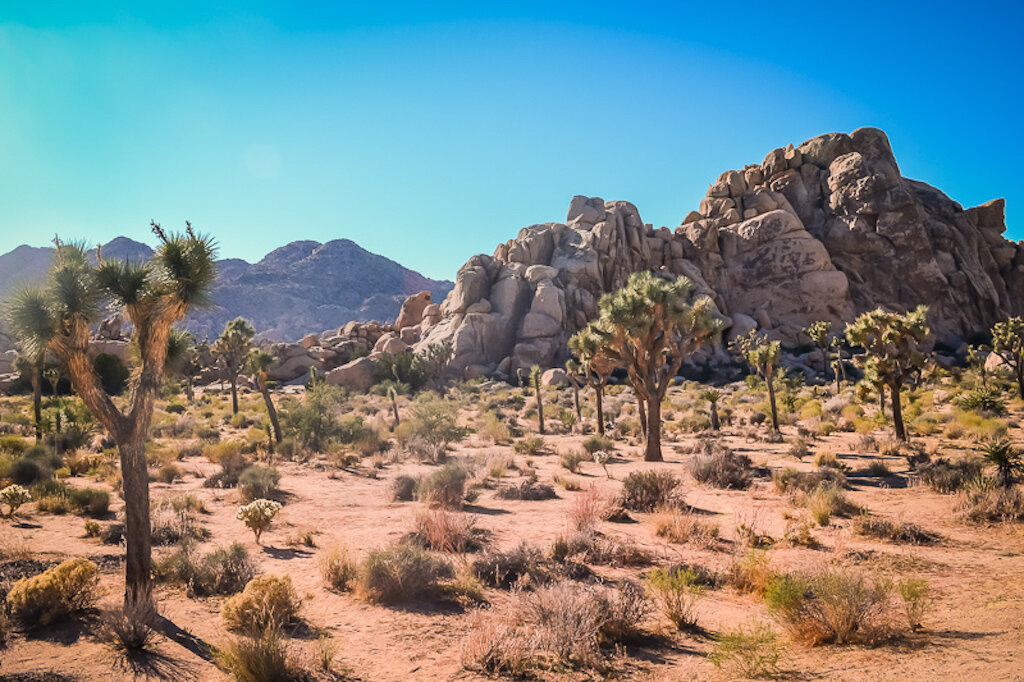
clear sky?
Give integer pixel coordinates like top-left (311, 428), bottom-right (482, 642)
top-left (1, 1), bottom-right (1021, 280)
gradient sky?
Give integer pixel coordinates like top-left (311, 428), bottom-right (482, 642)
top-left (1, 1), bottom-right (1021, 280)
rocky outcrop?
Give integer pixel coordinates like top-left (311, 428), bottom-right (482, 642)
top-left (417, 128), bottom-right (1022, 378)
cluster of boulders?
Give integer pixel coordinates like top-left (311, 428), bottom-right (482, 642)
top-left (414, 127), bottom-right (1022, 380)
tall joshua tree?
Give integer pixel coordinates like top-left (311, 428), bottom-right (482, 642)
top-left (568, 321), bottom-right (616, 437)
top-left (699, 388), bottom-right (722, 431)
top-left (846, 306), bottom-right (929, 442)
top-left (593, 271), bottom-right (720, 462)
top-left (805, 320), bottom-right (834, 384)
top-left (529, 364), bottom-right (545, 435)
top-left (7, 224), bottom-right (216, 609)
top-left (733, 329), bottom-right (783, 433)
top-left (992, 317), bottom-right (1024, 400)
top-left (213, 317), bottom-right (254, 415)
top-left (247, 349), bottom-right (282, 446)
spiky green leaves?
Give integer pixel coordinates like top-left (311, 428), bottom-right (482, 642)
top-left (732, 329), bottom-right (781, 379)
top-left (845, 306), bottom-right (929, 384)
top-left (992, 317), bottom-right (1024, 366)
top-left (7, 286), bottom-right (56, 359)
top-left (153, 228), bottom-right (218, 308)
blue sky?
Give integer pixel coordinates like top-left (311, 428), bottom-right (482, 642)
top-left (1, 1), bottom-right (1021, 279)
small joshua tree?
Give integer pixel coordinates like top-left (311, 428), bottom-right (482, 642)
top-left (733, 330), bottom-right (782, 433)
top-left (699, 388), bottom-right (722, 431)
top-left (966, 344), bottom-right (989, 388)
top-left (592, 271), bottom-right (720, 462)
top-left (805, 320), bottom-right (834, 383)
top-left (564, 358), bottom-right (584, 425)
top-left (845, 306), bottom-right (930, 442)
top-left (237, 499), bottom-right (282, 545)
top-left (247, 349), bottom-right (282, 446)
top-left (568, 324), bottom-right (615, 437)
top-left (387, 385), bottom-right (400, 431)
top-left (1, 484), bottom-right (31, 517)
top-left (213, 317), bottom-right (255, 415)
top-left (8, 224), bottom-right (217, 609)
top-left (991, 317), bottom-right (1024, 400)
top-left (529, 364), bottom-right (545, 435)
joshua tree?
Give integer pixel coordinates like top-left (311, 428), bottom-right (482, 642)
top-left (805, 320), bottom-right (834, 383)
top-left (387, 385), bottom-right (400, 431)
top-left (529, 364), bottom-right (545, 435)
top-left (845, 306), bottom-right (930, 442)
top-left (7, 225), bottom-right (217, 609)
top-left (992, 317), bottom-right (1024, 400)
top-left (568, 324), bottom-right (615, 437)
top-left (247, 349), bottom-right (282, 446)
top-left (564, 358), bottom-right (584, 425)
top-left (981, 438), bottom-right (1022, 488)
top-left (592, 271), bottom-right (720, 462)
top-left (213, 317), bottom-right (255, 414)
top-left (966, 344), bottom-right (990, 388)
top-left (699, 388), bottom-right (722, 430)
top-left (733, 330), bottom-right (782, 433)
top-left (13, 350), bottom-right (43, 441)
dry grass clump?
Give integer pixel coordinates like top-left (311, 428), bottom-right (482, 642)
top-left (798, 483), bottom-right (854, 526)
top-left (460, 580), bottom-right (649, 675)
top-left (917, 457), bottom-right (984, 493)
top-left (415, 463), bottom-right (467, 509)
top-left (100, 600), bottom-right (158, 654)
top-left (689, 446), bottom-right (753, 489)
top-left (567, 486), bottom-right (611, 533)
top-left (726, 550), bottom-right (775, 596)
top-left (619, 470), bottom-right (682, 512)
top-left (954, 480), bottom-right (1024, 523)
top-left (550, 530), bottom-right (652, 567)
top-left (651, 507), bottom-right (720, 549)
top-left (408, 509), bottom-right (487, 553)
top-left (472, 542), bottom-right (551, 589)
top-left (355, 543), bottom-right (453, 604)
top-left (645, 565), bottom-right (706, 630)
top-left (153, 542), bottom-right (255, 596)
top-left (216, 627), bottom-right (306, 682)
top-left (851, 514), bottom-right (940, 544)
top-left (495, 479), bottom-right (557, 501)
top-left (559, 451), bottom-right (588, 474)
top-left (221, 575), bottom-right (301, 633)
top-left (319, 545), bottom-right (358, 592)
top-left (708, 620), bottom-right (781, 679)
top-left (6, 557), bottom-right (99, 627)
top-left (773, 466), bottom-right (846, 494)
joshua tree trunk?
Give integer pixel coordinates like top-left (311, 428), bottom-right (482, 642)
top-left (185, 377), bottom-right (194, 403)
top-left (390, 392), bottom-right (400, 431)
top-left (1016, 365), bottom-right (1024, 401)
top-left (259, 379), bottom-right (281, 444)
top-left (637, 397), bottom-right (647, 437)
top-left (821, 346), bottom-right (831, 382)
top-left (572, 381), bottom-right (581, 424)
top-left (766, 375), bottom-right (780, 433)
top-left (890, 379), bottom-right (907, 441)
top-left (534, 386), bottom-right (544, 435)
top-left (32, 363), bottom-right (42, 442)
top-left (834, 359), bottom-right (841, 392)
top-left (595, 386), bottom-right (605, 437)
top-left (709, 401), bottom-right (720, 430)
top-left (643, 397), bottom-right (662, 462)
top-left (230, 377), bottom-right (239, 414)
top-left (118, 435), bottom-right (153, 609)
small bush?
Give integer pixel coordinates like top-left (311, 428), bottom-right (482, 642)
top-left (222, 575), bottom-right (300, 633)
top-left (708, 620), bottom-right (781, 679)
top-left (204, 451), bottom-right (249, 489)
top-left (567, 486), bottom-right (610, 533)
top-left (620, 470), bottom-right (682, 511)
top-left (216, 627), bottom-right (302, 682)
top-left (472, 542), bottom-right (550, 589)
top-left (559, 451), bottom-right (588, 474)
top-left (799, 483), bottom-right (853, 526)
top-left (408, 509), bottom-right (486, 553)
top-left (917, 457), bottom-right (983, 493)
top-left (773, 466), bottom-right (846, 494)
top-left (726, 550), bottom-right (774, 596)
top-left (236, 499), bottom-right (282, 544)
top-left (154, 542), bottom-right (256, 596)
top-left (10, 457), bottom-right (42, 485)
top-left (852, 514), bottom-right (939, 544)
top-left (319, 545), bottom-right (358, 592)
top-left (513, 437), bottom-right (545, 456)
top-left (100, 600), bottom-right (157, 654)
top-left (645, 565), bottom-right (705, 630)
top-left (897, 577), bottom-right (930, 631)
top-left (238, 465), bottom-right (280, 501)
top-left (550, 530), bottom-right (651, 567)
top-left (355, 543), bottom-right (453, 604)
top-left (416, 463), bottom-right (467, 509)
top-left (812, 451), bottom-right (843, 469)
top-left (954, 479), bottom-right (1024, 523)
top-left (391, 474), bottom-right (419, 502)
top-left (7, 557), bottom-right (100, 627)
top-left (651, 507), bottom-right (719, 548)
top-left (496, 479), bottom-right (557, 501)
top-left (581, 435), bottom-right (614, 455)
top-left (689, 448), bottom-right (753, 489)
top-left (157, 463), bottom-right (183, 484)
top-left (67, 487), bottom-right (109, 517)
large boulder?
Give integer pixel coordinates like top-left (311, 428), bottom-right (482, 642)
top-left (325, 357), bottom-right (376, 392)
top-left (396, 291), bottom-right (432, 329)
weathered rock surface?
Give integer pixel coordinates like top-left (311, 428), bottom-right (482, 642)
top-left (417, 128), bottom-right (1022, 377)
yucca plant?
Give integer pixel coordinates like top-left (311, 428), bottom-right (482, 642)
top-left (7, 224), bottom-right (216, 610)
top-left (699, 388), bottom-right (722, 431)
top-left (981, 438), bottom-right (1022, 488)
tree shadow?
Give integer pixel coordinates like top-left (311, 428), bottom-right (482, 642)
top-left (463, 504), bottom-right (510, 516)
top-left (848, 475), bottom-right (908, 489)
top-left (153, 614), bottom-right (215, 663)
top-left (20, 613), bottom-right (97, 645)
top-left (111, 646), bottom-right (200, 681)
top-left (261, 545), bottom-right (314, 560)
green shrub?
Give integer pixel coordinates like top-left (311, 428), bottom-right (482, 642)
top-left (581, 435), bottom-right (614, 455)
top-left (689, 448), bottom-right (753, 489)
top-left (238, 465), bottom-right (280, 501)
top-left (236, 499), bottom-right (281, 544)
top-left (10, 457), bottom-right (43, 485)
top-left (620, 470), bottom-right (682, 512)
top-left (93, 353), bottom-right (130, 395)
top-left (956, 386), bottom-right (1006, 415)
top-left (708, 620), bottom-right (781, 679)
top-left (7, 558), bottom-right (100, 627)
top-left (897, 578), bottom-right (930, 631)
top-left (154, 542), bottom-right (255, 596)
top-left (1, 484), bottom-right (31, 517)
top-left (645, 565), bottom-right (706, 630)
top-left (559, 451), bottom-right (588, 474)
top-left (356, 543), bottom-right (453, 604)
top-left (319, 545), bottom-right (358, 592)
top-left (221, 575), bottom-right (300, 633)
top-left (216, 628), bottom-right (301, 682)
top-left (513, 437), bottom-right (545, 456)
top-left (416, 463), bottom-right (467, 509)
top-left (67, 487), bottom-right (110, 517)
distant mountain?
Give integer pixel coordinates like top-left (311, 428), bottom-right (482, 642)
top-left (0, 237), bottom-right (453, 342)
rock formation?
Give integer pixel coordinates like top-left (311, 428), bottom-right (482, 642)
top-left (416, 128), bottom-right (1022, 378)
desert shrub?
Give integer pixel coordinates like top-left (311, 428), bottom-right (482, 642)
top-left (10, 457), bottom-right (43, 485)
top-left (651, 507), bottom-right (719, 548)
top-left (559, 450), bottom-right (588, 473)
top-left (851, 514), bottom-right (939, 544)
top-left (773, 466), bottom-right (846, 494)
top-left (799, 483), bottom-right (852, 526)
top-left (236, 499), bottom-right (281, 544)
top-left (408, 509), bottom-right (486, 553)
top-left (472, 542), bottom-right (550, 589)
top-left (917, 457), bottom-right (984, 493)
top-left (897, 577), bottom-right (931, 631)
top-left (416, 463), bottom-right (467, 509)
top-left (513, 437), bottom-right (545, 456)
top-left (1, 484), bottom-right (31, 517)
top-left (954, 478), bottom-right (1024, 523)
top-left (7, 557), bottom-right (99, 627)
top-left (355, 543), bottom-right (453, 604)
top-left (204, 451), bottom-right (249, 490)
top-left (157, 463), bottom-right (183, 483)
top-left (238, 465), bottom-right (280, 501)
top-left (645, 565), bottom-right (705, 630)
top-left (391, 474), bottom-right (419, 502)
top-left (566, 486), bottom-right (610, 534)
top-left (222, 575), bottom-right (300, 633)
top-left (708, 620), bottom-right (781, 679)
top-left (863, 460), bottom-right (892, 477)
top-left (689, 447), bottom-right (753, 489)
top-left (550, 530), bottom-right (651, 567)
top-left (957, 385), bottom-right (1006, 414)
top-left (812, 451), bottom-right (843, 469)
top-left (581, 435), bottom-right (614, 455)
top-left (151, 498), bottom-right (208, 545)
top-left (280, 383), bottom-right (345, 452)
top-left (99, 600), bottom-right (158, 654)
top-left (67, 487), bottom-right (109, 517)
top-left (496, 479), bottom-right (557, 501)
top-left (788, 435), bottom-right (812, 459)
top-left (216, 627), bottom-right (302, 682)
top-left (319, 545), bottom-right (358, 592)
top-left (405, 395), bottom-right (470, 462)
top-left (726, 550), bottom-right (775, 596)
top-left (0, 433), bottom-right (30, 454)
top-left (764, 568), bottom-right (894, 645)
top-left (460, 580), bottom-right (649, 674)
top-left (479, 412), bottom-right (511, 444)
top-left (620, 470), bottom-right (682, 511)
top-left (154, 542), bottom-right (255, 596)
